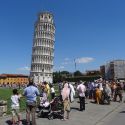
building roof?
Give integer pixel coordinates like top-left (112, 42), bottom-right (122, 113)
top-left (0, 74), bottom-right (29, 78)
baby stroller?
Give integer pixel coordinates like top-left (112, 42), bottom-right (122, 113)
top-left (37, 94), bottom-right (51, 117)
top-left (101, 90), bottom-right (110, 105)
top-left (48, 96), bottom-right (63, 120)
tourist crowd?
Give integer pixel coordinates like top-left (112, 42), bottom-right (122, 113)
top-left (5, 79), bottom-right (125, 125)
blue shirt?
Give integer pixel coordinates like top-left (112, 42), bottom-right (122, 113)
top-left (24, 85), bottom-right (40, 102)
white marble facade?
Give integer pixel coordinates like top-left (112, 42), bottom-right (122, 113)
top-left (30, 12), bottom-right (55, 84)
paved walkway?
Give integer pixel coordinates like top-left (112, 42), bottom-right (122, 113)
top-left (95, 103), bottom-right (125, 125)
top-left (0, 98), bottom-right (124, 125)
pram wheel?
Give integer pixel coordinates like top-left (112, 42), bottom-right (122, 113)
top-left (37, 111), bottom-right (44, 117)
top-left (48, 113), bottom-right (54, 120)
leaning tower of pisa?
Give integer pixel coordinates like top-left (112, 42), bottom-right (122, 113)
top-left (30, 12), bottom-right (55, 84)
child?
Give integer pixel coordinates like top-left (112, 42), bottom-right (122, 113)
top-left (40, 87), bottom-right (48, 106)
top-left (11, 89), bottom-right (22, 125)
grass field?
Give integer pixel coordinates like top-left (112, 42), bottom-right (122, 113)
top-left (0, 84), bottom-right (59, 114)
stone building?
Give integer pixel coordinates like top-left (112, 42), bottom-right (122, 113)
top-left (104, 60), bottom-right (125, 80)
top-left (30, 12), bottom-right (55, 84)
top-left (100, 65), bottom-right (105, 78)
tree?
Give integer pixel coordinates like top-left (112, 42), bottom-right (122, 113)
top-left (53, 71), bottom-right (71, 83)
top-left (60, 71), bottom-right (70, 75)
top-left (74, 70), bottom-right (83, 76)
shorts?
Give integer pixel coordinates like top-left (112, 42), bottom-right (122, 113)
top-left (11, 106), bottom-right (20, 117)
top-left (26, 103), bottom-right (36, 113)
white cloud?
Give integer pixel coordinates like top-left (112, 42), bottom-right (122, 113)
top-left (18, 66), bottom-right (30, 71)
top-left (62, 58), bottom-right (72, 65)
top-left (75, 57), bottom-right (94, 64)
top-left (53, 66), bottom-right (65, 71)
top-left (62, 62), bottom-right (69, 65)
top-left (64, 58), bottom-right (70, 61)
top-left (59, 66), bottom-right (65, 69)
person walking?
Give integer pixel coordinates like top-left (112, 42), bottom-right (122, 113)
top-left (95, 86), bottom-right (102, 104)
top-left (61, 82), bottom-right (70, 120)
top-left (114, 83), bottom-right (123, 102)
top-left (77, 81), bottom-right (86, 111)
top-left (23, 79), bottom-right (40, 125)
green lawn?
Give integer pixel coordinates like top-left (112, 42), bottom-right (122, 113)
top-left (0, 84), bottom-right (59, 114)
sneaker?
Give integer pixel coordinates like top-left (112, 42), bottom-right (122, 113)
top-left (61, 118), bottom-right (66, 121)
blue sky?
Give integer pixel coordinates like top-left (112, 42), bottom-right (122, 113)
top-left (0, 0), bottom-right (125, 74)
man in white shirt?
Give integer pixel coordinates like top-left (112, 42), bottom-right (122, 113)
top-left (77, 81), bottom-right (86, 111)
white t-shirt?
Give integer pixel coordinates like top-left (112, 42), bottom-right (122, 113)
top-left (51, 87), bottom-right (55, 93)
top-left (11, 95), bottom-right (20, 108)
top-left (77, 84), bottom-right (86, 97)
top-left (99, 82), bottom-right (103, 91)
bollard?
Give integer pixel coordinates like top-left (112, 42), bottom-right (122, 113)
top-left (0, 100), bottom-right (7, 117)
